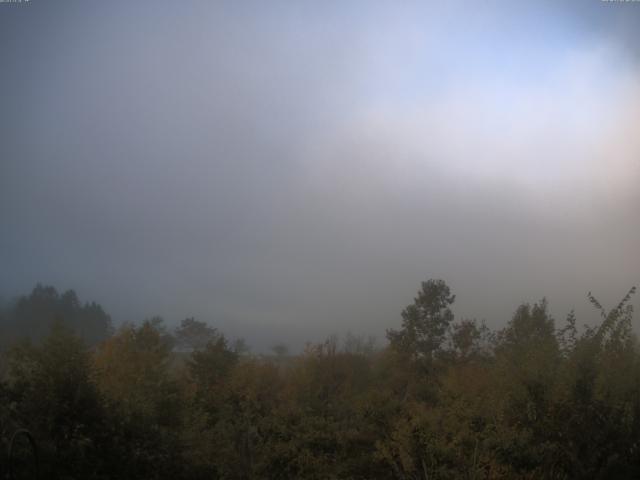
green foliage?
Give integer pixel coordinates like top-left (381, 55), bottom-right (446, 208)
top-left (449, 318), bottom-right (493, 361)
top-left (387, 279), bottom-right (455, 362)
top-left (0, 284), bottom-right (112, 348)
top-left (188, 334), bottom-right (239, 394)
top-left (174, 317), bottom-right (220, 352)
top-left (1, 280), bottom-right (640, 479)
top-left (4, 322), bottom-right (107, 479)
top-left (92, 320), bottom-right (186, 479)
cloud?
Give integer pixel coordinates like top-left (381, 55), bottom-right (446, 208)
top-left (1, 1), bottom-right (639, 350)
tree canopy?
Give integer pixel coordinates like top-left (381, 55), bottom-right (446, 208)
top-left (1, 280), bottom-right (640, 479)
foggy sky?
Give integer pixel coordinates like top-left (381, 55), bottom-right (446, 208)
top-left (1, 1), bottom-right (639, 350)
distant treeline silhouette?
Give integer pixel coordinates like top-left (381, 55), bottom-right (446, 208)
top-left (0, 280), bottom-right (639, 479)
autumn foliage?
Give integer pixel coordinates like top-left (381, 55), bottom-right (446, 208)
top-left (1, 281), bottom-right (639, 479)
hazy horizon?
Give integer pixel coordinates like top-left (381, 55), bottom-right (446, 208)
top-left (2, 0), bottom-right (639, 351)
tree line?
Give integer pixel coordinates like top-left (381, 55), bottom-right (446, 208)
top-left (1, 280), bottom-right (639, 479)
